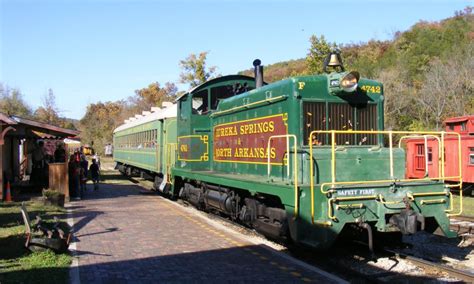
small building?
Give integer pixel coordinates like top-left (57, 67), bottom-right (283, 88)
top-left (444, 115), bottom-right (474, 134)
top-left (0, 113), bottom-right (80, 200)
top-left (405, 115), bottom-right (474, 194)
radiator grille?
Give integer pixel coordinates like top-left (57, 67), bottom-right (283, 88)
top-left (304, 102), bottom-right (379, 145)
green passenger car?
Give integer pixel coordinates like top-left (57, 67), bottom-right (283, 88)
top-left (114, 103), bottom-right (177, 188)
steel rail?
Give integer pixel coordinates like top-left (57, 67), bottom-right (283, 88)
top-left (451, 215), bottom-right (474, 223)
top-left (384, 248), bottom-right (474, 283)
top-left (450, 215), bottom-right (474, 235)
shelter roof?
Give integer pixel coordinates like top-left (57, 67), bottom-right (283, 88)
top-left (2, 114), bottom-right (80, 139)
top-left (0, 112), bottom-right (17, 125)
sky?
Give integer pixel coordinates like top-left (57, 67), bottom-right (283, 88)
top-left (0, 0), bottom-right (472, 120)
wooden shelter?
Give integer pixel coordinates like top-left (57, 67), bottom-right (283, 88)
top-left (0, 113), bottom-right (80, 201)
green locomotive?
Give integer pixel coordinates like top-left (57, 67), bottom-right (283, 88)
top-left (114, 54), bottom-right (462, 250)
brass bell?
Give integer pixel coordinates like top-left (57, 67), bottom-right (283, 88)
top-left (323, 51), bottom-right (345, 73)
top-left (327, 53), bottom-right (342, 67)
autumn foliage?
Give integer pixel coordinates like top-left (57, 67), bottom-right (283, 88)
top-left (1, 7), bottom-right (472, 154)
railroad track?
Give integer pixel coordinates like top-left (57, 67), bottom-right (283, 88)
top-left (384, 248), bottom-right (474, 283)
top-left (189, 203), bottom-right (474, 283)
top-left (450, 216), bottom-right (474, 236)
top-left (451, 215), bottom-right (474, 223)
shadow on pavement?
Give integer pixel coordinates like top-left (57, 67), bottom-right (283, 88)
top-left (1, 244), bottom-right (454, 283)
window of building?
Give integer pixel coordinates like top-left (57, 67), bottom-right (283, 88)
top-left (415, 144), bottom-right (425, 170)
top-left (470, 147), bottom-right (474, 165)
top-left (427, 147), bottom-right (433, 164)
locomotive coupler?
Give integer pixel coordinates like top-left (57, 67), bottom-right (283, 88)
top-left (388, 208), bottom-right (425, 235)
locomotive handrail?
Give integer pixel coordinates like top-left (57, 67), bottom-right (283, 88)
top-left (420, 199), bottom-right (445, 205)
top-left (398, 135), bottom-right (442, 178)
top-left (165, 143), bottom-right (177, 184)
top-left (308, 130), bottom-right (463, 223)
top-left (377, 194), bottom-right (404, 205)
top-left (446, 192), bottom-right (454, 212)
top-left (328, 195), bottom-right (377, 220)
top-left (210, 95), bottom-right (288, 117)
top-left (441, 132), bottom-right (445, 178)
top-left (267, 134), bottom-right (298, 218)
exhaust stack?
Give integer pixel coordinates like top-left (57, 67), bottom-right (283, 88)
top-left (253, 59), bottom-right (263, 88)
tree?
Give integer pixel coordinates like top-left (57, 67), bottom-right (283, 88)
top-left (34, 88), bottom-right (61, 125)
top-left (0, 83), bottom-right (33, 117)
top-left (343, 40), bottom-right (390, 78)
top-left (306, 35), bottom-right (338, 74)
top-left (179, 51), bottom-right (217, 87)
top-left (238, 59), bottom-right (307, 83)
top-left (131, 82), bottom-right (177, 112)
top-left (376, 68), bottom-right (414, 130)
top-left (416, 46), bottom-right (474, 130)
top-left (79, 101), bottom-right (128, 155)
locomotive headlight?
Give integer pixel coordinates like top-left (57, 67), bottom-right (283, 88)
top-left (328, 71), bottom-right (360, 95)
top-left (340, 71), bottom-right (360, 93)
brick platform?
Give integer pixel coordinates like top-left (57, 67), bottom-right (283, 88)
top-left (68, 180), bottom-right (345, 283)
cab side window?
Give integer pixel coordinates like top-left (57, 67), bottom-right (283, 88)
top-left (192, 90), bottom-right (209, 115)
top-left (210, 83), bottom-right (250, 110)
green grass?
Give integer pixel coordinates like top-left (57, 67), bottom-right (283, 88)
top-left (452, 194), bottom-right (474, 217)
top-left (0, 201), bottom-right (72, 283)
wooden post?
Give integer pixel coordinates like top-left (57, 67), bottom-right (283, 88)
top-left (0, 130), bottom-right (3, 201)
top-left (48, 163), bottom-right (70, 201)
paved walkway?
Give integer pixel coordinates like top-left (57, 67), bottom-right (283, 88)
top-left (68, 177), bottom-right (345, 283)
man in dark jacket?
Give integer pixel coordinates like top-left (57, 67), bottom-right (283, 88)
top-left (89, 159), bottom-right (100, 190)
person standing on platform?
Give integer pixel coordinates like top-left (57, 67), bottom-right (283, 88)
top-left (92, 153), bottom-right (100, 170)
top-left (68, 154), bottom-right (80, 200)
top-left (89, 159), bottom-right (100, 190)
top-left (54, 142), bottom-right (66, 163)
top-left (79, 154), bottom-right (88, 197)
top-left (31, 140), bottom-right (47, 188)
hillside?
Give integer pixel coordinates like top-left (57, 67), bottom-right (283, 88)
top-left (239, 8), bottom-right (473, 131)
top-left (71, 7), bottom-right (473, 153)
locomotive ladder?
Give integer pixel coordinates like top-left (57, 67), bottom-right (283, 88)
top-left (165, 143), bottom-right (177, 184)
top-left (308, 130), bottom-right (463, 224)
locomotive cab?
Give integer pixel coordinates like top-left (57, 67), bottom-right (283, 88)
top-left (176, 75), bottom-right (260, 172)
